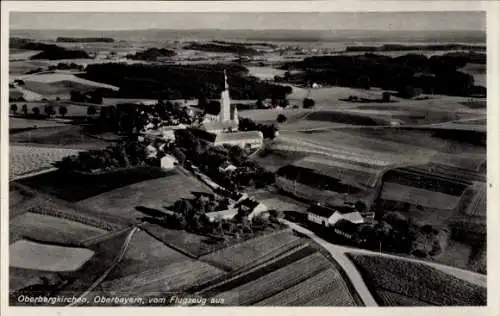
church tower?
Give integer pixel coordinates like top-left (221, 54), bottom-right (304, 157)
top-left (219, 70), bottom-right (231, 122)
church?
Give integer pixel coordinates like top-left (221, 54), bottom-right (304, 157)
top-left (194, 71), bottom-right (264, 150)
top-left (200, 70), bottom-right (239, 134)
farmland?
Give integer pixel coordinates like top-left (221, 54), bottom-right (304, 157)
top-left (17, 167), bottom-right (171, 203)
top-left (74, 170), bottom-right (209, 221)
top-left (346, 254), bottom-right (486, 306)
top-left (10, 211), bottom-right (107, 246)
top-left (9, 145), bottom-right (82, 179)
top-left (10, 125), bottom-right (111, 149)
top-left (200, 229), bottom-right (302, 270)
top-left (10, 239), bottom-right (95, 272)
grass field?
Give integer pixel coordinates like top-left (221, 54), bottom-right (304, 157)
top-left (102, 230), bottom-right (191, 279)
top-left (21, 73), bottom-right (119, 90)
top-left (347, 254), bottom-right (486, 306)
top-left (73, 170), bottom-right (208, 222)
top-left (10, 145), bottom-right (82, 179)
top-left (10, 211), bottom-right (107, 246)
top-left (9, 117), bottom-right (69, 130)
top-left (17, 167), bottom-right (171, 203)
top-left (10, 239), bottom-right (95, 272)
top-left (10, 125), bottom-right (111, 149)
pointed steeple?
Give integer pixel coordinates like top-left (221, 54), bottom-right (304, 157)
top-left (224, 69), bottom-right (229, 91)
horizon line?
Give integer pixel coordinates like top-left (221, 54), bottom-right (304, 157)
top-left (10, 28), bottom-right (486, 32)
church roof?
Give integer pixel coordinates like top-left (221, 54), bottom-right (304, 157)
top-left (201, 120), bottom-right (238, 132)
top-left (215, 131), bottom-right (263, 143)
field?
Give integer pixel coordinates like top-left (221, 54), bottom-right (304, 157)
top-left (10, 211), bottom-right (107, 246)
top-left (10, 239), bottom-right (95, 272)
top-left (200, 229), bottom-right (302, 270)
top-left (17, 167), bottom-right (171, 203)
top-left (18, 73), bottom-right (119, 90)
top-left (10, 117), bottom-right (69, 130)
top-left (346, 254), bottom-right (486, 306)
top-left (22, 80), bottom-right (97, 99)
top-left (256, 267), bottom-right (357, 306)
top-left (101, 230), bottom-right (191, 278)
top-left (10, 145), bottom-right (82, 179)
top-left (10, 124), bottom-right (110, 149)
top-left (73, 170), bottom-right (209, 222)
top-left (101, 258), bottom-right (224, 296)
top-left (380, 182), bottom-right (462, 211)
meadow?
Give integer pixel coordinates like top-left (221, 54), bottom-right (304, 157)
top-left (10, 211), bottom-right (107, 246)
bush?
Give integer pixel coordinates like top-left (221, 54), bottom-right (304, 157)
top-left (303, 98), bottom-right (315, 108)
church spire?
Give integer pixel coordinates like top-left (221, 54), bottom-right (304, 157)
top-left (224, 69), bottom-right (229, 90)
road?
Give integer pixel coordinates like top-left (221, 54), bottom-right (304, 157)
top-left (279, 219), bottom-right (378, 306)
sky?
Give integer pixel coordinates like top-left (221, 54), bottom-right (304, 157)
top-left (10, 12), bottom-right (486, 31)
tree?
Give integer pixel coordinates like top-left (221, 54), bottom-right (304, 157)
top-left (256, 99), bottom-right (265, 109)
top-left (303, 98), bottom-right (315, 108)
top-left (382, 92), bottom-right (391, 102)
top-left (87, 105), bottom-right (97, 116)
top-left (279, 98), bottom-right (289, 108)
top-left (58, 106), bottom-right (68, 117)
top-left (32, 107), bottom-right (40, 117)
top-left (358, 75), bottom-right (371, 89)
top-left (44, 105), bottom-right (55, 118)
top-left (355, 201), bottom-right (367, 213)
top-left (10, 104), bottom-right (18, 114)
top-left (276, 114), bottom-right (287, 123)
top-left (21, 104), bottom-right (28, 116)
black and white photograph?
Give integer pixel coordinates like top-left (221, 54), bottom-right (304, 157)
top-left (2, 0), bottom-right (497, 311)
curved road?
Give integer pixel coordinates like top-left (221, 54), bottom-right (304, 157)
top-left (280, 219), bottom-right (486, 304)
top-left (279, 219), bottom-right (378, 306)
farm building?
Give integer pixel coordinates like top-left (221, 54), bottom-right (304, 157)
top-left (306, 203), bottom-right (364, 227)
top-left (332, 220), bottom-right (359, 240)
top-left (234, 197), bottom-right (268, 220)
top-left (218, 161), bottom-right (237, 173)
top-left (160, 155), bottom-right (178, 170)
top-left (205, 208), bottom-right (238, 222)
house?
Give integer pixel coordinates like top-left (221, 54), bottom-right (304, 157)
top-left (218, 161), bottom-right (237, 173)
top-left (160, 154), bottom-right (178, 170)
top-left (306, 203), bottom-right (364, 227)
top-left (234, 197), bottom-right (268, 220)
top-left (205, 208), bottom-right (238, 222)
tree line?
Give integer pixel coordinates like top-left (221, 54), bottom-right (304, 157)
top-left (279, 53), bottom-right (486, 97)
top-left (79, 63), bottom-right (293, 100)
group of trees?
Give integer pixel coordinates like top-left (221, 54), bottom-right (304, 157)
top-left (279, 53), bottom-right (485, 98)
top-left (10, 38), bottom-right (90, 60)
top-left (174, 130), bottom-right (275, 191)
top-left (126, 48), bottom-right (176, 61)
top-left (80, 63), bottom-right (293, 100)
top-left (183, 42), bottom-right (261, 56)
top-left (352, 208), bottom-right (450, 258)
top-left (160, 192), bottom-right (274, 241)
top-left (48, 62), bottom-right (85, 72)
top-left (10, 103), bottom-right (69, 118)
top-left (89, 100), bottom-right (196, 137)
top-left (54, 140), bottom-right (165, 173)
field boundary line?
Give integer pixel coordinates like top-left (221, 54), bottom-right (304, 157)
top-left (67, 226), bottom-right (139, 306)
top-left (194, 243), bottom-right (311, 296)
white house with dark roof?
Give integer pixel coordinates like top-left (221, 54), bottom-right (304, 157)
top-left (306, 203), bottom-right (364, 227)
